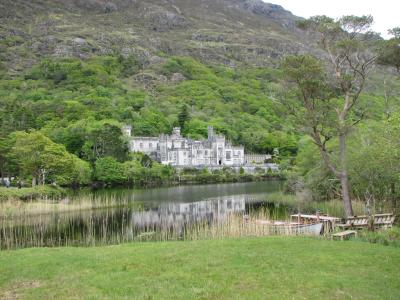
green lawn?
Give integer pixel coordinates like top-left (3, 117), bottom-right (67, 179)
top-left (1, 237), bottom-right (399, 299)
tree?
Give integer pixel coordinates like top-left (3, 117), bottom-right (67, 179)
top-left (283, 15), bottom-right (377, 216)
top-left (123, 159), bottom-right (144, 185)
top-left (378, 27), bottom-right (400, 73)
top-left (82, 122), bottom-right (128, 163)
top-left (12, 131), bottom-right (78, 186)
top-left (69, 157), bottom-right (92, 186)
top-left (347, 115), bottom-right (400, 206)
top-left (94, 156), bottom-right (126, 184)
top-left (178, 104), bottom-right (190, 130)
top-left (0, 136), bottom-right (18, 182)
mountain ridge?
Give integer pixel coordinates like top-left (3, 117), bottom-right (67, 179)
top-left (0, 0), bottom-right (317, 74)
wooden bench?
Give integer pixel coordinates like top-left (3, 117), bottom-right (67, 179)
top-left (336, 213), bottom-right (395, 230)
top-left (336, 216), bottom-right (369, 229)
top-left (373, 213), bottom-right (396, 228)
top-left (332, 230), bottom-right (357, 241)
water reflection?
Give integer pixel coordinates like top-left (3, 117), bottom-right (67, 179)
top-left (132, 195), bottom-right (247, 228)
top-left (1, 182), bottom-right (285, 249)
top-left (77, 181), bottom-right (282, 204)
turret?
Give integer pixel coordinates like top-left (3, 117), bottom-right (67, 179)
top-left (172, 127), bottom-right (181, 137)
top-left (208, 126), bottom-right (214, 140)
top-left (122, 125), bottom-right (132, 137)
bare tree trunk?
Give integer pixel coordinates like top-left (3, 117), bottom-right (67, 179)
top-left (339, 132), bottom-right (354, 217)
top-left (340, 171), bottom-right (353, 216)
top-left (391, 182), bottom-right (396, 208)
top-left (0, 169), bottom-right (4, 186)
top-left (32, 176), bottom-right (36, 187)
top-left (383, 78), bottom-right (390, 119)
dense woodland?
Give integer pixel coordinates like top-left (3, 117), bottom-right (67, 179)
top-left (0, 14), bottom-right (399, 212)
top-left (0, 55), bottom-right (299, 186)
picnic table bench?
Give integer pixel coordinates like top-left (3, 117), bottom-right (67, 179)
top-left (336, 213), bottom-right (395, 230)
top-left (332, 230), bottom-right (357, 241)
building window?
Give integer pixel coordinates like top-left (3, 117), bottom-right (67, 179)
top-left (149, 143), bottom-right (153, 149)
top-left (205, 150), bottom-right (208, 156)
top-left (140, 143), bottom-right (143, 149)
top-left (183, 152), bottom-right (187, 157)
top-left (226, 151), bottom-right (231, 160)
top-left (197, 150), bottom-right (202, 156)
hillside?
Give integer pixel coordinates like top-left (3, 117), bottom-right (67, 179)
top-left (0, 1), bottom-right (397, 155)
top-left (0, 0), bottom-right (399, 199)
top-left (0, 0), bottom-right (318, 74)
top-left (0, 1), bottom-right (320, 158)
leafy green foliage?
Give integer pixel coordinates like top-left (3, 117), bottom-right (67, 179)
top-left (0, 55), bottom-right (295, 157)
top-left (0, 186), bottom-right (66, 202)
top-left (10, 131), bottom-right (89, 186)
top-left (94, 157), bottom-right (126, 184)
top-left (0, 51), bottom-right (399, 197)
top-left (378, 27), bottom-right (400, 73)
top-left (178, 104), bottom-right (190, 130)
top-left (295, 114), bottom-right (400, 203)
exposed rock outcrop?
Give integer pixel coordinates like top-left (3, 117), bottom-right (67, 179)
top-left (239, 0), bottom-right (299, 29)
top-left (0, 0), bottom-right (317, 71)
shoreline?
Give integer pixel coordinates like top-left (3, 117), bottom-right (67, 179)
top-left (0, 174), bottom-right (284, 202)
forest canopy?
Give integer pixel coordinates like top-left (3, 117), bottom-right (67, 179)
top-left (0, 44), bottom-right (399, 203)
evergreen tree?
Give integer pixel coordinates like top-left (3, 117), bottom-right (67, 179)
top-left (178, 104), bottom-right (190, 130)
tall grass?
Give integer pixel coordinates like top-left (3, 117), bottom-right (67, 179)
top-left (355, 227), bottom-right (400, 247)
top-left (0, 195), bottom-right (138, 218)
top-left (1, 190), bottom-right (395, 250)
top-left (264, 192), bottom-right (368, 218)
top-left (1, 209), bottom-right (313, 250)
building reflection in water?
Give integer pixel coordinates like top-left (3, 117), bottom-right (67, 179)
top-left (132, 195), bottom-right (247, 228)
top-left (1, 193), bottom-right (268, 249)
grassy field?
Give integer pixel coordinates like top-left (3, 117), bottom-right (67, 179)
top-left (0, 237), bottom-right (399, 299)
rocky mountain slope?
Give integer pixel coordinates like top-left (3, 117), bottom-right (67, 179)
top-left (0, 0), bottom-right (318, 74)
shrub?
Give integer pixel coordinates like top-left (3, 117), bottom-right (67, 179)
top-left (356, 227), bottom-right (400, 247)
top-left (94, 157), bottom-right (127, 184)
top-left (0, 186), bottom-right (66, 202)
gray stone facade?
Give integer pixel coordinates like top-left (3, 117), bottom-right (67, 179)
top-left (123, 125), bottom-right (245, 167)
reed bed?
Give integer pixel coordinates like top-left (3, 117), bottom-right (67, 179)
top-left (0, 195), bottom-right (137, 219)
top-left (264, 192), bottom-right (368, 217)
top-left (0, 209), bottom-right (312, 250)
top-left (1, 191), bottom-right (394, 250)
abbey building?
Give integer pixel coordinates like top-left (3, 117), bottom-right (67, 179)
top-left (123, 125), bottom-right (246, 167)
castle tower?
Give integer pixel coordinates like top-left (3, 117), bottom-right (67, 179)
top-left (172, 127), bottom-right (181, 137)
top-left (208, 126), bottom-right (214, 140)
top-left (122, 125), bottom-right (132, 137)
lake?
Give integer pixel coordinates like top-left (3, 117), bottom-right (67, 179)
top-left (1, 181), bottom-right (366, 250)
top-left (1, 181), bottom-right (294, 249)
